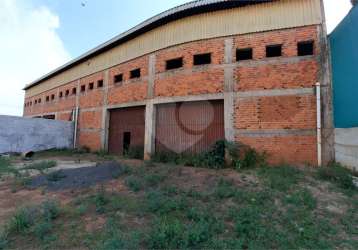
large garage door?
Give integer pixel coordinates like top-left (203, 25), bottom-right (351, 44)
top-left (108, 106), bottom-right (145, 156)
top-left (156, 100), bottom-right (224, 154)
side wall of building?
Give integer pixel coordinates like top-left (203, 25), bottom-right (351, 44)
top-left (330, 5), bottom-right (358, 170)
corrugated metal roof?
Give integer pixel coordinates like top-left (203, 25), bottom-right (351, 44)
top-left (24, 0), bottom-right (273, 90)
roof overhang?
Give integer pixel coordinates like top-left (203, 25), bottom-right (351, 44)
top-left (24, 0), bottom-right (273, 90)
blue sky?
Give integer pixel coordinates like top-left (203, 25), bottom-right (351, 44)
top-left (0, 0), bottom-right (353, 116)
top-left (30, 0), bottom-right (193, 57)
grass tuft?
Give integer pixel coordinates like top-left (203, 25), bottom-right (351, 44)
top-left (23, 160), bottom-right (57, 172)
top-left (125, 176), bottom-right (143, 192)
top-left (258, 165), bottom-right (303, 191)
top-left (317, 162), bottom-right (357, 191)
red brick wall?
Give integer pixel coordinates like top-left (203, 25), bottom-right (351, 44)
top-left (235, 95), bottom-right (317, 130)
top-left (23, 25), bottom-right (321, 163)
top-left (154, 39), bottom-right (225, 97)
top-left (237, 135), bottom-right (317, 165)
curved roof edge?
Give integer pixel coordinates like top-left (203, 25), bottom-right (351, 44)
top-left (24, 0), bottom-right (273, 90)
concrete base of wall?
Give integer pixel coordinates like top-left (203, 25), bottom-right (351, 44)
top-left (335, 128), bottom-right (358, 171)
top-left (0, 115), bottom-right (74, 154)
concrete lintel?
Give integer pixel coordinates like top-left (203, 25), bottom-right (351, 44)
top-left (107, 100), bottom-right (147, 110)
top-left (236, 129), bottom-right (316, 137)
top-left (152, 93), bottom-right (224, 105)
top-left (77, 128), bottom-right (102, 133)
top-left (235, 55), bottom-right (318, 68)
top-left (236, 87), bottom-right (314, 99)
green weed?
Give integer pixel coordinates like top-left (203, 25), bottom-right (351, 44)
top-left (214, 178), bottom-right (236, 199)
top-left (124, 146), bottom-right (144, 160)
top-left (145, 191), bottom-right (188, 214)
top-left (284, 189), bottom-right (317, 210)
top-left (23, 160), bottom-right (57, 172)
top-left (317, 163), bottom-right (357, 191)
top-left (88, 218), bottom-right (141, 250)
top-left (93, 187), bottom-right (110, 214)
top-left (125, 176), bottom-right (143, 192)
top-left (0, 157), bottom-right (18, 178)
top-left (258, 165), bottom-right (303, 191)
top-left (144, 173), bottom-right (166, 187)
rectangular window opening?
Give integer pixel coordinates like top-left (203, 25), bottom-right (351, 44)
top-left (266, 44), bottom-right (282, 58)
top-left (51, 94), bottom-right (55, 100)
top-left (72, 87), bottom-right (77, 95)
top-left (236, 48), bottom-right (253, 61)
top-left (297, 41), bottom-right (314, 56)
top-left (59, 92), bottom-right (63, 98)
top-left (89, 82), bottom-right (94, 90)
top-left (130, 68), bottom-right (141, 79)
top-left (35, 100), bottom-right (38, 104)
top-left (193, 53), bottom-right (212, 65)
top-left (65, 90), bottom-right (70, 96)
top-left (46, 96), bottom-right (49, 102)
top-left (81, 85), bottom-right (86, 92)
top-left (38, 98), bottom-right (41, 104)
top-left (114, 74), bottom-right (123, 84)
top-left (97, 79), bottom-right (104, 88)
top-left (166, 57), bottom-right (183, 70)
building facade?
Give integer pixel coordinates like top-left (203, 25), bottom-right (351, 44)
top-left (23, 0), bottom-right (334, 165)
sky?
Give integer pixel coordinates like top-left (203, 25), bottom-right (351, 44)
top-left (0, 0), bottom-right (353, 116)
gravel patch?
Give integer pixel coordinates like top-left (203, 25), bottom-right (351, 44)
top-left (28, 161), bottom-right (122, 191)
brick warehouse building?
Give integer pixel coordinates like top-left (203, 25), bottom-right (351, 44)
top-left (23, 0), bottom-right (335, 165)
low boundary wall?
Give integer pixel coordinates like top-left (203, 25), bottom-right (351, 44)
top-left (0, 115), bottom-right (74, 154)
top-left (335, 128), bottom-right (358, 171)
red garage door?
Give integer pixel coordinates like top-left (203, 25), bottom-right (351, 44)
top-left (155, 100), bottom-right (224, 154)
top-left (108, 106), bottom-right (145, 156)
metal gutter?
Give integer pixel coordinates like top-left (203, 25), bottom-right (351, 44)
top-left (24, 0), bottom-right (273, 90)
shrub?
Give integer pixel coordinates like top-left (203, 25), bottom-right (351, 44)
top-left (151, 140), bottom-right (266, 170)
top-left (7, 207), bottom-right (39, 234)
top-left (125, 176), bottom-right (143, 192)
top-left (317, 163), bottom-right (356, 190)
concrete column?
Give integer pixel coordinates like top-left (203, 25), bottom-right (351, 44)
top-left (101, 70), bottom-right (110, 150)
top-left (144, 100), bottom-right (156, 160)
top-left (224, 38), bottom-right (235, 142)
top-left (144, 54), bottom-right (157, 159)
top-left (318, 0), bottom-right (335, 165)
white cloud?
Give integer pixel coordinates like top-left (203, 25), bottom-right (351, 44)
top-left (0, 0), bottom-right (71, 116)
top-left (324, 0), bottom-right (352, 33)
